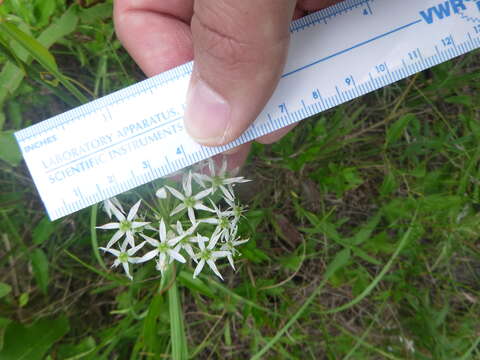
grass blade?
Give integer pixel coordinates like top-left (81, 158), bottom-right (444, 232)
top-left (168, 267), bottom-right (188, 360)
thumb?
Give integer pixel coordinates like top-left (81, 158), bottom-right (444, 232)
top-left (184, 0), bottom-right (296, 146)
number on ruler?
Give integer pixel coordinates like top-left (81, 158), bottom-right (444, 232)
top-left (73, 187), bottom-right (81, 197)
top-left (375, 63), bottom-right (387, 73)
top-left (474, 25), bottom-right (480, 34)
top-left (278, 103), bottom-right (288, 113)
top-left (312, 89), bottom-right (320, 100)
top-left (176, 147), bottom-right (182, 155)
top-left (107, 175), bottom-right (115, 184)
top-left (142, 160), bottom-right (150, 169)
top-left (441, 36), bottom-right (453, 47)
top-left (345, 75), bottom-right (354, 86)
top-left (362, 8), bottom-right (370, 16)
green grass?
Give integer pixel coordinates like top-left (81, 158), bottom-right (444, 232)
top-left (1, 0), bottom-right (480, 359)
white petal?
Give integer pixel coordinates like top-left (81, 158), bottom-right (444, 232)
top-left (140, 233), bottom-right (160, 247)
top-left (125, 231), bottom-right (135, 248)
top-left (111, 205), bottom-right (126, 221)
top-left (166, 186), bottom-right (185, 201)
top-left (105, 230), bottom-right (124, 249)
top-left (220, 186), bottom-right (235, 202)
top-left (185, 244), bottom-right (197, 261)
top-left (103, 199), bottom-right (114, 218)
top-left (159, 219), bottom-right (167, 242)
top-left (136, 249), bottom-right (159, 263)
top-left (131, 221), bottom-right (150, 229)
top-left (128, 256), bottom-right (143, 264)
top-left (168, 249), bottom-right (186, 263)
top-left (170, 203), bottom-right (186, 216)
top-left (219, 159), bottom-right (227, 176)
top-left (193, 235), bottom-right (207, 250)
top-left (187, 208), bottom-right (196, 224)
top-left (99, 247), bottom-right (120, 257)
top-left (207, 260), bottom-right (223, 280)
top-left (223, 177), bottom-right (249, 185)
top-left (212, 251), bottom-right (230, 258)
top-left (208, 230), bottom-right (222, 250)
top-left (192, 173), bottom-right (208, 188)
top-left (176, 220), bottom-right (183, 234)
top-left (233, 238), bottom-right (249, 246)
top-left (96, 223), bottom-right (120, 230)
top-left (227, 254), bottom-right (236, 270)
top-left (156, 187), bottom-right (167, 199)
top-left (183, 171), bottom-right (193, 197)
top-left (122, 262), bottom-right (132, 280)
top-left (194, 188), bottom-right (212, 201)
top-left (167, 235), bottom-right (183, 247)
top-left (199, 217), bottom-right (219, 225)
top-left (111, 197), bottom-right (125, 213)
top-left (193, 259), bottom-right (205, 278)
top-left (127, 200), bottom-right (142, 221)
top-left (194, 203), bottom-right (214, 213)
top-left (208, 158), bottom-right (215, 176)
top-left (127, 241), bottom-right (146, 255)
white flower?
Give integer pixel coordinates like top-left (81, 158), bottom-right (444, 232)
top-left (193, 231), bottom-right (230, 280)
top-left (225, 196), bottom-right (246, 222)
top-left (137, 219), bottom-right (186, 274)
top-left (155, 187), bottom-right (167, 199)
top-left (166, 171), bottom-right (213, 223)
top-left (100, 240), bottom-right (146, 280)
top-left (220, 231), bottom-right (249, 270)
top-left (193, 158), bottom-right (249, 202)
top-left (200, 201), bottom-right (236, 241)
top-left (174, 221), bottom-right (199, 261)
top-left (102, 197), bottom-right (124, 219)
top-left (398, 336), bottom-right (415, 353)
top-left (97, 200), bottom-right (150, 249)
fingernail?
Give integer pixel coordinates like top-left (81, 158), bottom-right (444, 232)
top-left (184, 79), bottom-right (231, 145)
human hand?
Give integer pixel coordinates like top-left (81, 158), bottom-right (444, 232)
top-left (114, 0), bottom-right (342, 170)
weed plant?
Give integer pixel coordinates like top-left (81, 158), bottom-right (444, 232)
top-left (0, 1), bottom-right (479, 359)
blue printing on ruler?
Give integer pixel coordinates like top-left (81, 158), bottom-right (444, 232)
top-left (283, 19), bottom-right (423, 78)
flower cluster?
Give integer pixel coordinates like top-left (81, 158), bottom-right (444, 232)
top-left (97, 159), bottom-right (249, 281)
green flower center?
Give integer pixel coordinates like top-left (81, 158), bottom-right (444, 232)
top-left (157, 242), bottom-right (170, 253)
top-left (233, 205), bottom-right (243, 218)
top-left (200, 249), bottom-right (212, 261)
top-left (219, 217), bottom-right (230, 229)
top-left (119, 220), bottom-right (132, 232)
top-left (118, 252), bottom-right (129, 263)
top-left (184, 196), bottom-right (195, 208)
top-left (211, 175), bottom-right (223, 188)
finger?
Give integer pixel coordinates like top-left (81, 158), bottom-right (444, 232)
top-left (256, 124), bottom-right (298, 144)
top-left (113, 0), bottom-right (194, 76)
top-left (297, 0), bottom-right (343, 12)
top-left (183, 0), bottom-right (297, 146)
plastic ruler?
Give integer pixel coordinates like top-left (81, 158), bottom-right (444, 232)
top-left (14, 0), bottom-right (480, 220)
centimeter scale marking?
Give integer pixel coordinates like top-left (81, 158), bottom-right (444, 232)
top-left (15, 0), bottom-right (480, 220)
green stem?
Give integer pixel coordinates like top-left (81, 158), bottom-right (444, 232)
top-left (90, 204), bottom-right (106, 269)
top-left (166, 265), bottom-right (188, 360)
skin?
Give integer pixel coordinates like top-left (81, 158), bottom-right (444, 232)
top-left (114, 0), bottom-right (343, 169)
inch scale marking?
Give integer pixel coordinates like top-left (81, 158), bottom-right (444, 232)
top-left (15, 0), bottom-right (480, 220)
